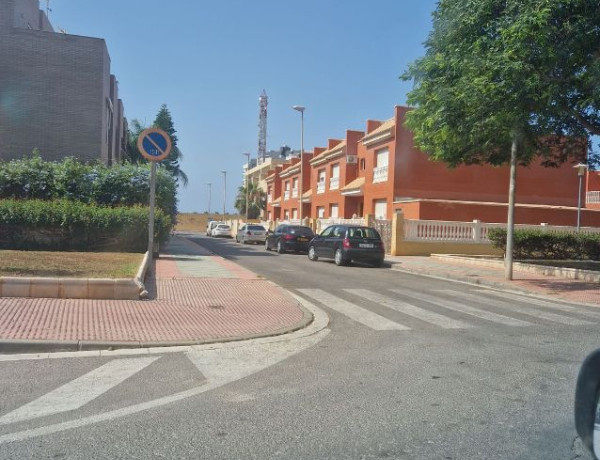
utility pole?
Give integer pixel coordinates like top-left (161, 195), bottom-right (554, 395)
top-left (243, 153), bottom-right (251, 221)
top-left (221, 170), bottom-right (227, 221)
top-left (207, 182), bottom-right (212, 214)
top-left (293, 105), bottom-right (305, 222)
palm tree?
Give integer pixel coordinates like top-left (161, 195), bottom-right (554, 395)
top-left (235, 181), bottom-right (266, 219)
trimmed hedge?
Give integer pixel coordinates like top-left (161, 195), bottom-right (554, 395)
top-left (0, 199), bottom-right (171, 252)
top-left (0, 156), bottom-right (178, 220)
top-left (488, 228), bottom-right (600, 260)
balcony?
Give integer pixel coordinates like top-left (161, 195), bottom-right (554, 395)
top-left (317, 182), bottom-right (326, 194)
top-left (284, 190), bottom-right (290, 201)
top-left (373, 165), bottom-right (388, 184)
top-left (292, 188), bottom-right (299, 198)
top-left (329, 177), bottom-right (340, 190)
top-left (267, 195), bottom-right (272, 203)
top-left (587, 191), bottom-right (600, 204)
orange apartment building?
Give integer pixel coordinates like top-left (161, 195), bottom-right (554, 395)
top-left (278, 152), bottom-right (314, 221)
top-left (265, 105), bottom-right (600, 226)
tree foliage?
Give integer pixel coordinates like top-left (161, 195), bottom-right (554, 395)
top-left (402, 0), bottom-right (600, 168)
top-left (234, 181), bottom-right (266, 219)
top-left (125, 104), bottom-right (188, 186)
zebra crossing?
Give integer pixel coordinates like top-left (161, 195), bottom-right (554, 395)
top-left (297, 287), bottom-right (599, 332)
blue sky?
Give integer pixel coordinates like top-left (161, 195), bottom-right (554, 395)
top-left (50, 0), bottom-right (438, 212)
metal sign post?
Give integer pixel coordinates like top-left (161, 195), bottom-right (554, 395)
top-left (137, 128), bottom-right (172, 260)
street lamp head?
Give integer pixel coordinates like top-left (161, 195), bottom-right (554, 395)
top-left (221, 170), bottom-right (226, 174)
top-left (292, 105), bottom-right (305, 113)
top-left (574, 163), bottom-right (588, 176)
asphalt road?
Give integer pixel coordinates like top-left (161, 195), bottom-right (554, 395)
top-left (0, 233), bottom-right (598, 459)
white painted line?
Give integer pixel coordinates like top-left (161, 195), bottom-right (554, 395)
top-left (298, 289), bottom-right (410, 331)
top-left (475, 289), bottom-right (600, 317)
top-left (346, 289), bottom-right (471, 329)
top-left (391, 289), bottom-right (532, 327)
top-left (0, 356), bottom-right (160, 425)
top-left (436, 290), bottom-right (594, 326)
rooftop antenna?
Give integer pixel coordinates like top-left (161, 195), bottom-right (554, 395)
top-left (258, 90), bottom-right (268, 164)
top-left (46, 0), bottom-right (52, 18)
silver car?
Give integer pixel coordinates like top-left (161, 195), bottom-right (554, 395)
top-left (236, 224), bottom-right (267, 244)
top-left (212, 224), bottom-right (232, 238)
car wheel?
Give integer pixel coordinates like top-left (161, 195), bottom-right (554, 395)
top-left (308, 246), bottom-right (318, 261)
top-left (277, 240), bottom-right (285, 254)
top-left (265, 240), bottom-right (271, 251)
top-left (334, 248), bottom-right (347, 266)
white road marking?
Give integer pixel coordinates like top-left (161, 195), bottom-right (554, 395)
top-left (436, 290), bottom-right (594, 326)
top-left (298, 289), bottom-right (410, 331)
top-left (0, 356), bottom-right (160, 425)
top-left (391, 290), bottom-right (532, 327)
top-left (345, 289), bottom-right (471, 329)
top-left (475, 289), bottom-right (600, 317)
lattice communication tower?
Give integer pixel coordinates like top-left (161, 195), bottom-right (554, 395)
top-left (258, 90), bottom-right (268, 163)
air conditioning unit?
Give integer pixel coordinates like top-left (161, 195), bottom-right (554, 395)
top-left (346, 155), bottom-right (357, 164)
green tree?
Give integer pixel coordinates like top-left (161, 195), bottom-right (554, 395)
top-left (235, 181), bottom-right (266, 219)
top-left (402, 0), bottom-right (600, 279)
top-left (125, 105), bottom-right (188, 186)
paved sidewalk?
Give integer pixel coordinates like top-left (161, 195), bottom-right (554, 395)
top-left (0, 236), bottom-right (311, 352)
top-left (387, 255), bottom-right (600, 306)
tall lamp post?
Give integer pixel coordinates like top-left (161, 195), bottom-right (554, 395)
top-left (243, 152), bottom-right (251, 221)
top-left (221, 170), bottom-right (227, 222)
top-left (292, 105), bottom-right (305, 222)
top-left (574, 163), bottom-right (588, 232)
top-left (207, 182), bottom-right (212, 214)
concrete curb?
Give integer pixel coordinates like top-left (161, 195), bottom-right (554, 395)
top-left (431, 254), bottom-right (600, 283)
top-left (0, 292), bottom-right (314, 355)
top-left (389, 263), bottom-right (600, 308)
top-left (0, 252), bottom-right (150, 300)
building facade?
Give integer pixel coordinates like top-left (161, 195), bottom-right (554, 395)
top-left (0, 0), bottom-right (127, 165)
top-left (264, 105), bottom-right (600, 227)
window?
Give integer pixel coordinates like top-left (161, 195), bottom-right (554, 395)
top-left (348, 227), bottom-right (380, 239)
top-left (317, 206), bottom-right (325, 218)
top-left (330, 204), bottom-right (339, 218)
top-left (374, 200), bottom-right (387, 219)
top-left (320, 226), bottom-right (335, 237)
top-left (292, 209), bottom-right (298, 219)
top-left (360, 158), bottom-right (366, 171)
top-left (375, 148), bottom-right (389, 167)
top-left (332, 226), bottom-right (345, 238)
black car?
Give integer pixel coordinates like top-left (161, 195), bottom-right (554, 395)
top-left (265, 225), bottom-right (315, 254)
top-left (308, 225), bottom-right (385, 267)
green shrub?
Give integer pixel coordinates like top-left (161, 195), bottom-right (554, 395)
top-left (0, 156), bottom-right (178, 220)
top-left (488, 228), bottom-right (600, 260)
top-left (0, 199), bottom-right (171, 252)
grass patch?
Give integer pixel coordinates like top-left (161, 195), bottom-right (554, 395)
top-left (0, 251), bottom-right (144, 278)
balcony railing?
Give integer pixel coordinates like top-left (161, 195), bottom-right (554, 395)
top-left (373, 165), bottom-right (388, 184)
top-left (587, 191), bottom-right (600, 205)
top-left (292, 188), bottom-right (299, 198)
top-left (317, 182), bottom-right (326, 194)
top-left (283, 191), bottom-right (290, 201)
top-left (329, 177), bottom-right (340, 190)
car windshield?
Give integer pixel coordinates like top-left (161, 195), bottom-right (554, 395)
top-left (288, 226), bottom-right (314, 236)
top-left (347, 227), bottom-right (380, 239)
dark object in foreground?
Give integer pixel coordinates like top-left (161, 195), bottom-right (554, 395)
top-left (575, 348), bottom-right (600, 459)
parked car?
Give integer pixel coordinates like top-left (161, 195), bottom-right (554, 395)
top-left (206, 221), bottom-right (224, 237)
top-left (212, 224), bottom-right (232, 238)
top-left (236, 224), bottom-right (267, 244)
top-left (307, 225), bottom-right (385, 267)
top-left (265, 225), bottom-right (315, 254)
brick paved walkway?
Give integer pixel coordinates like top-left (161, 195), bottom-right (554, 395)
top-left (0, 236), bottom-right (308, 347)
top-left (387, 256), bottom-right (600, 305)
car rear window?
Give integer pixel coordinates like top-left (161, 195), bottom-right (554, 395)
top-left (347, 227), bottom-right (380, 239)
top-left (217, 225), bottom-right (230, 229)
top-left (288, 226), bottom-right (314, 236)
top-left (247, 225), bottom-right (265, 230)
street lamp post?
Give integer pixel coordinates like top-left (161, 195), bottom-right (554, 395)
top-left (574, 163), bottom-right (588, 232)
top-left (292, 105), bottom-right (305, 222)
top-left (243, 152), bottom-right (251, 222)
top-left (221, 170), bottom-right (227, 222)
top-left (207, 182), bottom-right (212, 214)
